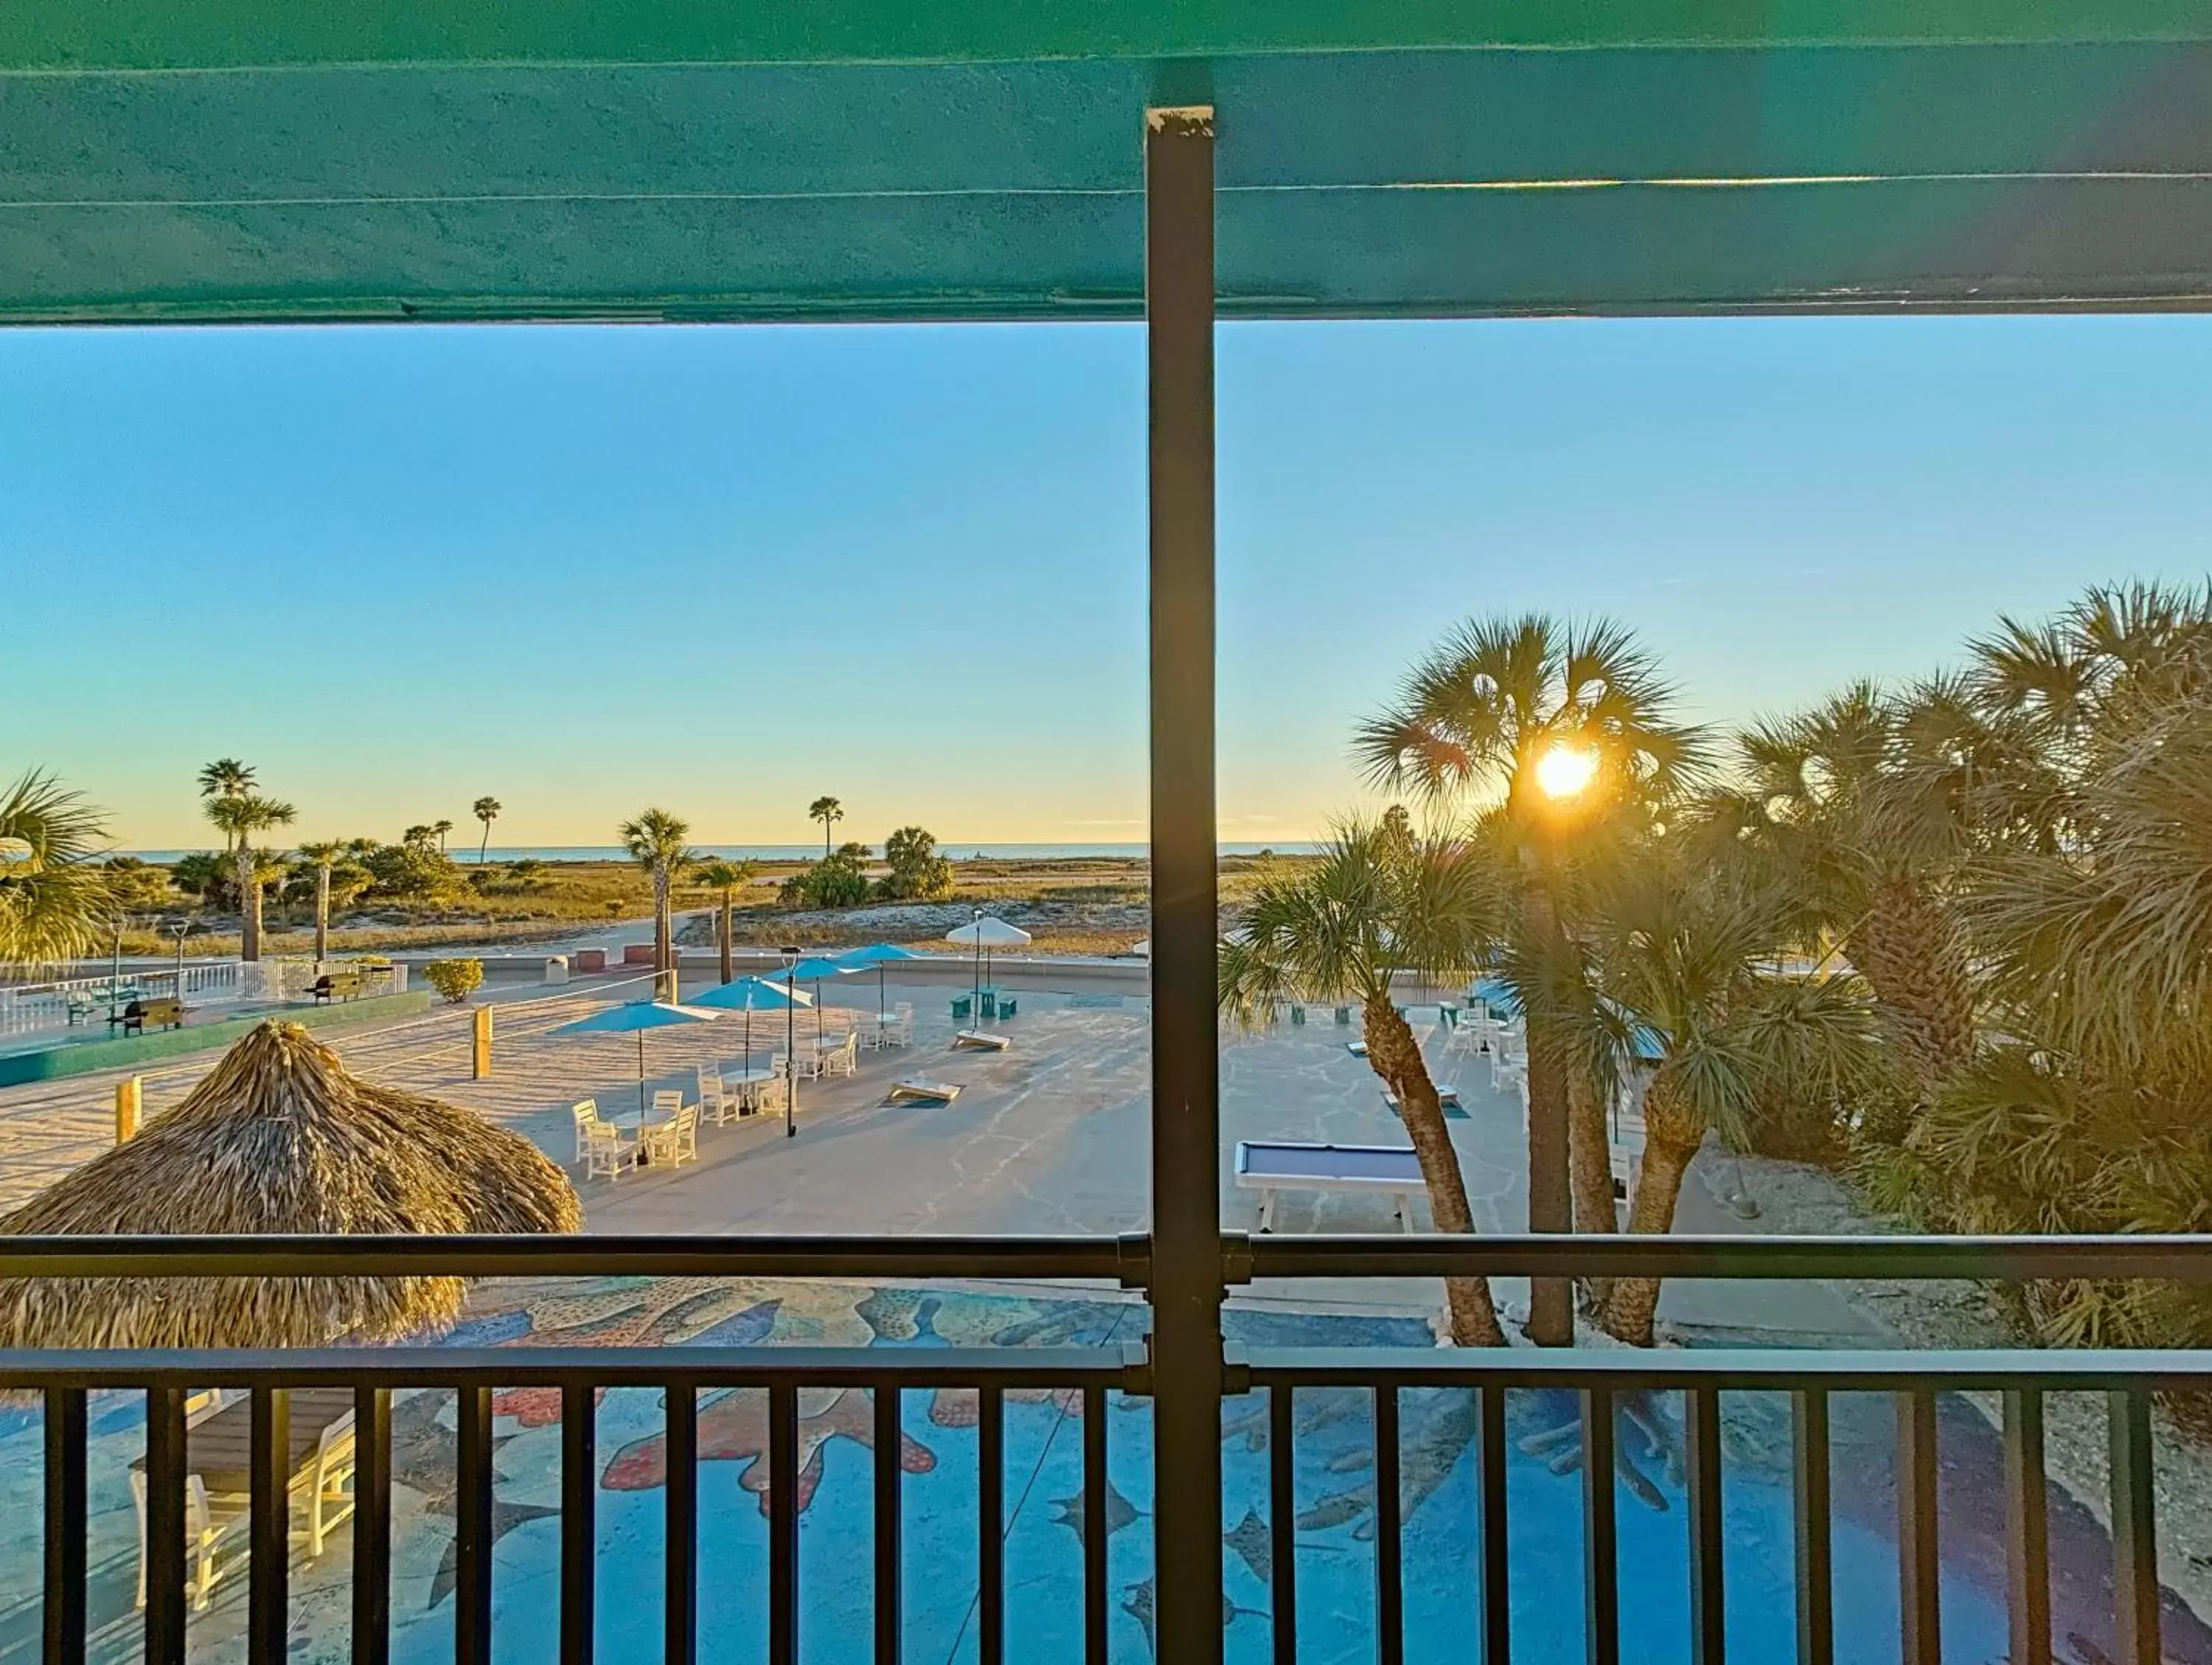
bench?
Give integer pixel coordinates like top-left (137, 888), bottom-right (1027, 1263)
top-left (130, 1387), bottom-right (358, 1611)
top-left (66, 981), bottom-right (142, 1024)
top-left (308, 972), bottom-right (364, 1004)
top-left (950, 994), bottom-right (973, 1023)
top-left (110, 996), bottom-right (185, 1035)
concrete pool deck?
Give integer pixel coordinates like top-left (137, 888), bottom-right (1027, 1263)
top-left (0, 971), bottom-right (1881, 1344)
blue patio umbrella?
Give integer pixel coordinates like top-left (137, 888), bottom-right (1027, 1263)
top-left (691, 975), bottom-right (813, 1063)
top-left (835, 943), bottom-right (919, 1018)
top-left (778, 956), bottom-right (857, 1046)
top-left (549, 998), bottom-right (719, 1115)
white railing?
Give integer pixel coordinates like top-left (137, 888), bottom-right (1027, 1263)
top-left (0, 961), bottom-right (243, 1036)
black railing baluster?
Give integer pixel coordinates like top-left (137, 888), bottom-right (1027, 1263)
top-left (249, 1388), bottom-right (291, 1665)
top-left (456, 1385), bottom-right (494, 1665)
top-left (1374, 1386), bottom-right (1403, 1665)
top-left (1896, 1389), bottom-right (1941, 1665)
top-left (144, 1384), bottom-right (187, 1665)
top-left (978, 1386), bottom-right (1005, 1665)
top-left (664, 1383), bottom-right (698, 1665)
top-left (1476, 1385), bottom-right (1510, 1665)
top-left (769, 1382), bottom-right (799, 1665)
top-left (1582, 1387), bottom-right (1618, 1665)
top-left (42, 1386), bottom-right (86, 1665)
top-left (1084, 1385), bottom-right (1109, 1665)
top-left (561, 1383), bottom-right (597, 1665)
top-left (1792, 1391), bottom-right (1832, 1665)
top-left (2108, 1386), bottom-right (2160, 1665)
top-left (1686, 1388), bottom-right (1725, 1665)
top-left (354, 1387), bottom-right (392, 1665)
top-left (876, 1383), bottom-right (902, 1665)
top-left (2003, 1390), bottom-right (2050, 1665)
top-left (1270, 1386), bottom-right (1296, 1665)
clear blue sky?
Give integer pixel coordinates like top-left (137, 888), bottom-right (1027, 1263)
top-left (4, 316), bottom-right (2208, 849)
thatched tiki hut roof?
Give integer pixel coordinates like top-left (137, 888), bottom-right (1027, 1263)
top-left (0, 1021), bottom-right (581, 1349)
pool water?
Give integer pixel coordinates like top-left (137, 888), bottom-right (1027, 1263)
top-left (0, 1279), bottom-right (2202, 1665)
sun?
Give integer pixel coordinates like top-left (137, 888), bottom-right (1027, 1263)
top-left (1533, 744), bottom-right (1599, 800)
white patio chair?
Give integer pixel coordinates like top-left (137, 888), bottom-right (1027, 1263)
top-left (580, 1118), bottom-right (637, 1181)
top-left (882, 1004), bottom-right (915, 1049)
top-left (697, 1066), bottom-right (737, 1125)
top-left (643, 1105), bottom-right (700, 1167)
top-left (570, 1100), bottom-right (601, 1162)
top-left (822, 1032), bottom-right (859, 1077)
top-left (754, 1072), bottom-right (789, 1115)
top-left (652, 1088), bottom-right (686, 1119)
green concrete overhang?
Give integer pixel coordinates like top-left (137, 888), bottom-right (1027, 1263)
top-left (3, 2), bottom-right (2209, 324)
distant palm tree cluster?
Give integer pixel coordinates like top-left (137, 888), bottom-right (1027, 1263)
top-left (1225, 583), bottom-right (2212, 1353)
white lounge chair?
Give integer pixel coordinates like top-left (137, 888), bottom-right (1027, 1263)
top-left (131, 1388), bottom-right (358, 1611)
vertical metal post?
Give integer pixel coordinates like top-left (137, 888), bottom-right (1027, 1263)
top-left (1145, 100), bottom-right (1223, 1665)
top-left (2003, 1390), bottom-right (2050, 1665)
top-left (2108, 1388), bottom-right (2160, 1665)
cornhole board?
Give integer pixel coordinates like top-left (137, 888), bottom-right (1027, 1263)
top-left (1234, 1141), bottom-right (1425, 1233)
top-left (952, 1029), bottom-right (1012, 1052)
top-left (888, 1078), bottom-right (961, 1106)
top-left (1383, 1086), bottom-right (1468, 1119)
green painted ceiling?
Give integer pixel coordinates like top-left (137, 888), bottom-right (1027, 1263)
top-left (2, 3), bottom-right (2210, 324)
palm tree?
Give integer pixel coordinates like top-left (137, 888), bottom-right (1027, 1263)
top-left (1354, 613), bottom-right (1706, 1344)
top-left (433, 818), bottom-right (455, 855)
top-left (808, 796), bottom-right (844, 858)
top-left (620, 809), bottom-right (693, 974)
top-left (0, 771), bottom-right (114, 970)
top-left (473, 796), bottom-right (501, 863)
top-left (1220, 824), bottom-right (1507, 1346)
top-left (692, 858), bottom-right (757, 985)
top-left (204, 793), bottom-right (296, 961)
top-left (296, 841), bottom-right (347, 964)
top-left (1571, 847), bottom-right (1883, 1344)
top-left (198, 759), bottom-right (257, 851)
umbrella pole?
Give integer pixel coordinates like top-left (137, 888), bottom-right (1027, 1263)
top-left (879, 963), bottom-right (887, 1021)
top-left (637, 1030), bottom-right (647, 1116)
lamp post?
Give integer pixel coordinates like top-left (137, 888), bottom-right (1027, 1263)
top-left (970, 906), bottom-right (983, 1015)
top-left (164, 914), bottom-right (198, 1004)
top-left (781, 944), bottom-right (800, 1138)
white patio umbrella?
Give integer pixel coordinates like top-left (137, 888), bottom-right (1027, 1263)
top-left (945, 914), bottom-right (1031, 1012)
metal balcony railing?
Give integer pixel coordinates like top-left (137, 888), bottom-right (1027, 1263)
top-left (1, 1231), bottom-right (2207, 1665)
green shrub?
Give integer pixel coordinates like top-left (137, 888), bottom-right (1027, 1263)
top-left (360, 840), bottom-right (467, 903)
top-left (878, 825), bottom-right (955, 901)
top-left (782, 848), bottom-right (872, 909)
top-left (424, 958), bottom-right (484, 1003)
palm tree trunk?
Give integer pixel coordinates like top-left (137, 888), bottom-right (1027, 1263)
top-left (479, 825), bottom-right (491, 863)
top-left (235, 848), bottom-right (260, 962)
top-left (654, 869), bottom-right (672, 973)
top-left (1846, 877), bottom-right (1972, 1126)
top-left (1517, 852), bottom-right (1575, 1346)
top-left (1600, 1079), bottom-right (1700, 1346)
top-left (1362, 994), bottom-right (1506, 1346)
top-left (719, 896), bottom-right (734, 985)
top-left (1567, 1067), bottom-right (1618, 1308)
top-left (313, 867), bottom-right (330, 964)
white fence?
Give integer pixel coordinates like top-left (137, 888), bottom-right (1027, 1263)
top-left (0, 959), bottom-right (252, 1036)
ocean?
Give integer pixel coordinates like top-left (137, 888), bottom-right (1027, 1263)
top-left (118, 842), bottom-right (1321, 863)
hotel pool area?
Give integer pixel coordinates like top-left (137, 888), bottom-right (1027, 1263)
top-left (1, 1275), bottom-right (2205, 1665)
